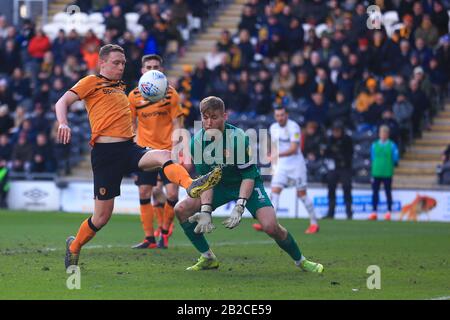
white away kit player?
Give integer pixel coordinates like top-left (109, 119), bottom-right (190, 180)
top-left (253, 106), bottom-right (319, 234)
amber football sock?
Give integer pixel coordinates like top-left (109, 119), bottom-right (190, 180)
top-left (163, 199), bottom-right (177, 230)
top-left (69, 217), bottom-right (99, 254)
top-left (154, 204), bottom-right (164, 230)
top-left (140, 198), bottom-right (154, 237)
top-left (162, 161), bottom-right (192, 189)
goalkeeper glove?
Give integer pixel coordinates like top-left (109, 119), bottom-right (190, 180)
top-left (222, 198), bottom-right (247, 229)
top-left (188, 204), bottom-right (215, 234)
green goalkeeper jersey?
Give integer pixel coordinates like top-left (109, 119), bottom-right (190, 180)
top-left (190, 123), bottom-right (261, 187)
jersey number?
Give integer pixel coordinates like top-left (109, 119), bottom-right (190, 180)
top-left (254, 187), bottom-right (265, 199)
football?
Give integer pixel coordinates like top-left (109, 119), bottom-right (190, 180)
top-left (138, 69), bottom-right (168, 102)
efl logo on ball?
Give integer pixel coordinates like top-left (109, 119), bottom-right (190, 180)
top-left (138, 70), bottom-right (168, 102)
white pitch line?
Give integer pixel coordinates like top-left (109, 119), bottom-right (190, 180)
top-left (429, 295), bottom-right (450, 300)
top-left (0, 240), bottom-right (274, 255)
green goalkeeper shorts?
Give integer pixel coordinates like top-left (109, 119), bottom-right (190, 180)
top-left (212, 180), bottom-right (273, 218)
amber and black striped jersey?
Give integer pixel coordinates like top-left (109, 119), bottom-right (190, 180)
top-left (128, 85), bottom-right (183, 150)
top-left (70, 74), bottom-right (133, 146)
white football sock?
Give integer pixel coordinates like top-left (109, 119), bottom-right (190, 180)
top-left (271, 192), bottom-right (280, 213)
top-left (201, 250), bottom-right (216, 259)
top-left (295, 255), bottom-right (306, 266)
top-left (300, 195), bottom-right (318, 225)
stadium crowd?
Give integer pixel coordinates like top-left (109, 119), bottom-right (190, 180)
top-left (0, 0), bottom-right (449, 187)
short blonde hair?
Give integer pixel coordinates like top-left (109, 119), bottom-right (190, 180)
top-left (379, 125), bottom-right (390, 134)
top-left (199, 96), bottom-right (225, 114)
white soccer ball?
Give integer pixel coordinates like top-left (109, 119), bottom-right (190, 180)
top-left (138, 70), bottom-right (168, 102)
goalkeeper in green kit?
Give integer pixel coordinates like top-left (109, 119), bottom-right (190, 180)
top-left (175, 96), bottom-right (324, 272)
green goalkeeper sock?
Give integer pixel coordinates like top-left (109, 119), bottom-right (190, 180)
top-left (180, 221), bottom-right (210, 254)
top-left (275, 232), bottom-right (302, 261)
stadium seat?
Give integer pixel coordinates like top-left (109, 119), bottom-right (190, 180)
top-left (352, 129), bottom-right (376, 144)
top-left (125, 12), bottom-right (140, 25)
top-left (187, 14), bottom-right (201, 31)
top-left (88, 12), bottom-right (105, 24)
top-left (53, 12), bottom-right (68, 24)
top-left (315, 23), bottom-right (328, 38)
top-left (72, 12), bottom-right (89, 25)
top-left (128, 24), bottom-right (144, 37)
top-left (91, 24), bottom-right (106, 38)
top-left (42, 23), bottom-right (62, 40)
top-left (383, 11), bottom-right (399, 27)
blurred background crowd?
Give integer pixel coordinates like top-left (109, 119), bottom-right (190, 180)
top-left (0, 0), bottom-right (449, 186)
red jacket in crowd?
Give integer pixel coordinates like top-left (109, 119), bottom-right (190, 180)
top-left (28, 34), bottom-right (51, 59)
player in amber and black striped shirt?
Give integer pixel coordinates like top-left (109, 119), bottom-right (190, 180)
top-left (55, 45), bottom-right (222, 269)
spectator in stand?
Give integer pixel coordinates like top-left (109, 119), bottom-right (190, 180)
top-left (27, 29), bottom-right (50, 61)
top-left (11, 133), bottom-right (32, 173)
top-left (414, 14), bottom-right (440, 48)
top-left (381, 76), bottom-right (397, 109)
top-left (51, 29), bottom-right (66, 65)
top-left (271, 63), bottom-right (295, 95)
top-left (249, 81), bottom-right (271, 115)
top-left (170, 0), bottom-right (189, 28)
top-left (63, 55), bottom-right (86, 81)
top-left (30, 103), bottom-right (50, 135)
top-left (0, 133), bottom-right (12, 166)
top-left (205, 45), bottom-right (226, 71)
top-left (327, 91), bottom-right (352, 129)
top-left (211, 69), bottom-right (230, 98)
top-left (291, 69), bottom-right (316, 102)
top-left (9, 68), bottom-right (30, 109)
top-left (31, 132), bottom-right (55, 173)
top-left (412, 66), bottom-right (433, 99)
top-left (323, 121), bottom-right (354, 220)
top-left (0, 78), bottom-right (15, 111)
top-left (408, 78), bottom-right (430, 137)
top-left (216, 29), bottom-right (232, 52)
top-left (238, 29), bottom-right (255, 69)
top-left (286, 17), bottom-right (304, 54)
top-left (190, 59), bottom-right (211, 104)
top-left (302, 121), bottom-right (326, 162)
top-left (361, 92), bottom-right (388, 130)
top-left (0, 105), bottom-right (14, 135)
top-left (49, 78), bottom-right (66, 107)
top-left (413, 37), bottom-right (433, 68)
top-left (438, 145), bottom-right (450, 184)
top-left (304, 92), bottom-right (328, 126)
top-left (369, 125), bottom-right (399, 221)
top-left (431, 1), bottom-right (449, 36)
top-left (223, 81), bottom-right (249, 117)
top-left (0, 39), bottom-right (22, 75)
top-left (82, 43), bottom-right (100, 73)
top-left (355, 78), bottom-right (377, 114)
top-left (428, 57), bottom-right (448, 93)
top-left (105, 5), bottom-right (127, 39)
top-left (239, 5), bottom-right (258, 36)
top-left (379, 110), bottom-right (401, 145)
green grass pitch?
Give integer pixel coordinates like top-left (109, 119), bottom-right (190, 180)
top-left (0, 210), bottom-right (449, 300)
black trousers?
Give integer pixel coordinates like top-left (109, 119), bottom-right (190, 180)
top-left (327, 168), bottom-right (353, 218)
top-left (371, 177), bottom-right (393, 212)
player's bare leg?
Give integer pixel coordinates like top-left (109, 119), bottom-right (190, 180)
top-left (252, 186), bottom-right (282, 232)
top-left (299, 189), bottom-right (319, 234)
top-left (138, 150), bottom-right (222, 198)
top-left (255, 206), bottom-right (323, 273)
top-left (65, 199), bottom-right (114, 268)
top-left (133, 184), bottom-right (157, 249)
top-left (175, 197), bottom-right (219, 270)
